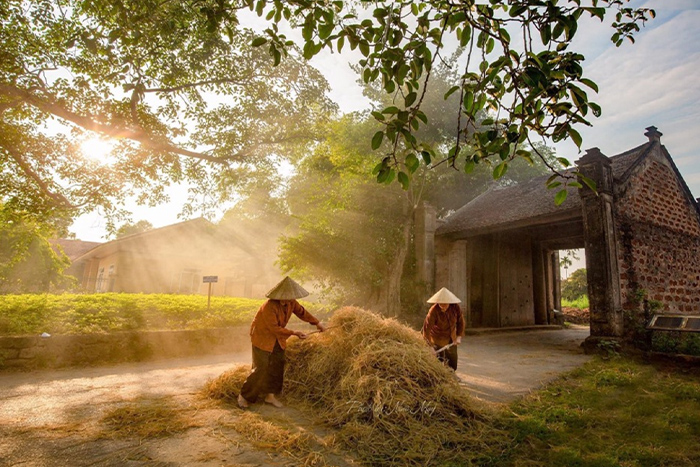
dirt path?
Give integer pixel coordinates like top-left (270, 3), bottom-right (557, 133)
top-left (0, 326), bottom-right (591, 466)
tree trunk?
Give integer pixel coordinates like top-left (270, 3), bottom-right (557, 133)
top-left (369, 213), bottom-right (413, 317)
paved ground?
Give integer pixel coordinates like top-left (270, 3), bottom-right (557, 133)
top-left (0, 326), bottom-right (592, 465)
top-left (457, 325), bottom-right (591, 403)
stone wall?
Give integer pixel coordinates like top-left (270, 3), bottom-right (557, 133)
top-left (0, 327), bottom-right (251, 371)
top-left (616, 157), bottom-right (700, 315)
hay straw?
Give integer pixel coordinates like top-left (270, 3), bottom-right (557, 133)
top-left (222, 412), bottom-right (333, 467)
top-left (100, 398), bottom-right (195, 439)
top-left (204, 364), bottom-right (251, 400)
top-left (282, 307), bottom-right (492, 466)
top-left (207, 307), bottom-right (502, 466)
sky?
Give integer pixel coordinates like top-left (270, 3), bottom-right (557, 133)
top-left (70, 0), bottom-right (700, 243)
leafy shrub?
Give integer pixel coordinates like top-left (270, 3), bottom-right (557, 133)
top-left (561, 268), bottom-right (587, 301)
top-left (0, 293), bottom-right (322, 336)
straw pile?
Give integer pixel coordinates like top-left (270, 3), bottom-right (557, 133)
top-left (283, 307), bottom-right (491, 466)
top-left (205, 307), bottom-right (497, 466)
top-left (204, 364), bottom-right (251, 400)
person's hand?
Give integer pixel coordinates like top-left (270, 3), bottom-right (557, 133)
top-left (456, 337), bottom-right (462, 345)
top-left (316, 323), bottom-right (327, 332)
top-left (295, 331), bottom-right (308, 339)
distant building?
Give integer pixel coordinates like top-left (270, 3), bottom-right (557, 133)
top-left (53, 239), bottom-right (103, 261)
top-left (416, 127), bottom-right (700, 347)
top-left (67, 218), bottom-right (282, 297)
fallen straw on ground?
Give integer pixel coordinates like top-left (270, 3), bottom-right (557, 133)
top-left (206, 307), bottom-right (502, 466)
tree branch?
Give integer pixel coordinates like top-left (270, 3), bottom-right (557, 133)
top-left (0, 84), bottom-right (227, 163)
top-left (1, 84), bottom-right (320, 166)
top-left (3, 143), bottom-right (77, 209)
top-left (143, 78), bottom-right (250, 93)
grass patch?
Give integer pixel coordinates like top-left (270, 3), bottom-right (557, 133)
top-left (562, 295), bottom-right (589, 310)
top-left (0, 293), bottom-right (324, 336)
top-left (100, 398), bottom-right (199, 439)
top-left (486, 357), bottom-right (700, 466)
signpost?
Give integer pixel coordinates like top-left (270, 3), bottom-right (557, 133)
top-left (203, 276), bottom-right (218, 310)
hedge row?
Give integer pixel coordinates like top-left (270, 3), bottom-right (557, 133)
top-left (0, 293), bottom-right (323, 336)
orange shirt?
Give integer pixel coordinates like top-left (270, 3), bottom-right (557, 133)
top-left (250, 299), bottom-right (320, 352)
top-left (421, 304), bottom-right (465, 347)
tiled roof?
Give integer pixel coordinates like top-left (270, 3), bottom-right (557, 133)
top-left (437, 142), bottom-right (652, 237)
top-left (52, 239), bottom-right (103, 260)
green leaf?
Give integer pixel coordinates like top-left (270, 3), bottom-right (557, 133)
top-left (509, 5), bottom-right (527, 17)
top-left (554, 189), bottom-right (568, 206)
top-left (540, 24), bottom-right (551, 44)
top-left (464, 159), bottom-right (475, 174)
top-left (337, 35), bottom-right (345, 52)
top-left (579, 78), bottom-right (599, 93)
top-left (359, 41), bottom-right (370, 57)
top-left (492, 162), bottom-right (508, 179)
top-left (421, 150), bottom-right (432, 165)
top-left (398, 171), bottom-right (409, 190)
top-left (303, 41), bottom-right (315, 59)
top-left (404, 92), bottom-right (417, 107)
top-left (318, 22), bottom-right (334, 40)
top-left (460, 25), bottom-right (471, 46)
top-left (384, 169), bottom-right (396, 184)
top-left (371, 111), bottom-right (385, 121)
top-left (444, 86), bottom-right (460, 100)
top-left (569, 128), bottom-right (583, 148)
top-left (405, 153), bottom-right (420, 173)
top-left (251, 37), bottom-right (267, 47)
top-left (371, 131), bottom-right (384, 150)
top-left (578, 173), bottom-right (598, 193)
top-left (485, 37), bottom-right (495, 54)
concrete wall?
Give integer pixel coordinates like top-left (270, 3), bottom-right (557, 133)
top-left (0, 327), bottom-right (251, 371)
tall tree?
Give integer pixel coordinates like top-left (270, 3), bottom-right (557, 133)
top-left (279, 109), bottom-right (555, 316)
top-left (0, 0), bottom-right (337, 232)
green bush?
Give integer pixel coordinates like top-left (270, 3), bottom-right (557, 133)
top-left (561, 268), bottom-right (587, 301)
top-left (0, 293), bottom-right (323, 336)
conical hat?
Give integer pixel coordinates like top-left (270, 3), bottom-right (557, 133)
top-left (426, 287), bottom-right (461, 304)
top-left (266, 276), bottom-right (309, 300)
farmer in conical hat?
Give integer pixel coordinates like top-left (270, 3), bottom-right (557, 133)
top-left (238, 276), bottom-right (325, 409)
top-left (421, 287), bottom-right (465, 371)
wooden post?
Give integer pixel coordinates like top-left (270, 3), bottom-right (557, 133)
top-left (203, 276), bottom-right (218, 311)
top-left (207, 282), bottom-right (212, 310)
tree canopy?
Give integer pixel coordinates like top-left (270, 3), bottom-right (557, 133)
top-left (1, 0), bottom-right (654, 225)
top-left (114, 220), bottom-right (153, 239)
top-left (0, 0), bottom-right (337, 232)
top-left (251, 0), bottom-right (654, 201)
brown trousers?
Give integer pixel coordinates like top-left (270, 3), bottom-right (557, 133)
top-left (240, 341), bottom-right (285, 402)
